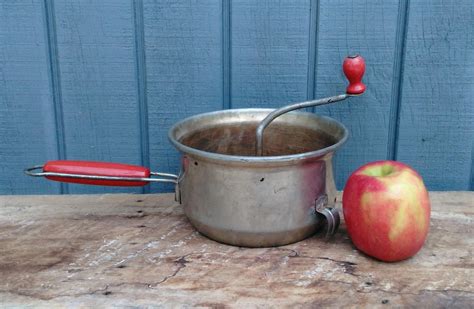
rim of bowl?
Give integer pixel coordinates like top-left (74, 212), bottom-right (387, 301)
top-left (168, 108), bottom-right (349, 164)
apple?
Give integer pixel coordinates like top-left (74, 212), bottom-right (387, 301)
top-left (342, 160), bottom-right (430, 262)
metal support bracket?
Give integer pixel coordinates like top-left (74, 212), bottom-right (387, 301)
top-left (315, 194), bottom-right (340, 237)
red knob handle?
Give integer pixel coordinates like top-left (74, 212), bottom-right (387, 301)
top-left (343, 55), bottom-right (366, 95)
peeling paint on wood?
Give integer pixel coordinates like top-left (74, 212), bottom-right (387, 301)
top-left (0, 192), bottom-right (472, 306)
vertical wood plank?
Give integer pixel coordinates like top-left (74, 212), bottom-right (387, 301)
top-left (386, 0), bottom-right (409, 161)
top-left (307, 0), bottom-right (319, 104)
top-left (314, 0), bottom-right (400, 189)
top-left (0, 0), bottom-right (60, 194)
top-left (471, 147), bottom-right (474, 190)
top-left (133, 0), bottom-right (150, 194)
top-left (44, 0), bottom-right (67, 194)
top-left (396, 0), bottom-right (474, 190)
top-left (222, 0), bottom-right (232, 109)
top-left (143, 0), bottom-right (223, 192)
top-left (231, 0), bottom-right (311, 108)
top-left (54, 0), bottom-right (142, 193)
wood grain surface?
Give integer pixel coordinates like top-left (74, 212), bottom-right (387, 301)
top-left (0, 192), bottom-right (472, 307)
top-left (143, 0), bottom-right (223, 193)
top-left (314, 0), bottom-right (400, 189)
top-left (53, 0), bottom-right (143, 194)
top-left (396, 0), bottom-right (474, 190)
top-left (0, 0), bottom-right (61, 194)
top-left (231, 0), bottom-right (310, 109)
top-left (0, 0), bottom-right (473, 194)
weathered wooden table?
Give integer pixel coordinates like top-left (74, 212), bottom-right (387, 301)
top-left (0, 192), bottom-right (472, 308)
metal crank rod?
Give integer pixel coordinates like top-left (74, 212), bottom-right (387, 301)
top-left (255, 55), bottom-right (366, 156)
top-left (255, 55), bottom-right (366, 237)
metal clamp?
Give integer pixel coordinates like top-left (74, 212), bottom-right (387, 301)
top-left (315, 194), bottom-right (340, 237)
top-left (174, 170), bottom-right (185, 204)
top-left (24, 165), bottom-right (178, 184)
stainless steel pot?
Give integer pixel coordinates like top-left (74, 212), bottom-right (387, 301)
top-left (25, 55), bottom-right (365, 247)
top-left (169, 108), bottom-right (348, 247)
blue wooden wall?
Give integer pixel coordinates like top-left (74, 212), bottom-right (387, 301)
top-left (0, 0), bottom-right (473, 194)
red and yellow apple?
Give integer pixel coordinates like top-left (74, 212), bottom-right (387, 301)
top-left (342, 160), bottom-right (430, 262)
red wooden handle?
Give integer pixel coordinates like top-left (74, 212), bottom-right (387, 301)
top-left (43, 160), bottom-right (150, 187)
top-left (343, 55), bottom-right (366, 95)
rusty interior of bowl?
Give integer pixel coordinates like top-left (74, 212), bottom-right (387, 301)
top-left (179, 122), bottom-right (337, 157)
